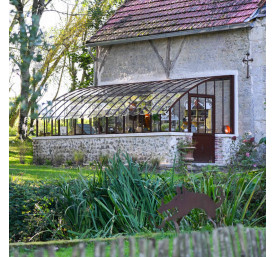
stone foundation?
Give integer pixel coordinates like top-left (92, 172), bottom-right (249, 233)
top-left (33, 132), bottom-right (193, 167)
top-left (215, 135), bottom-right (235, 165)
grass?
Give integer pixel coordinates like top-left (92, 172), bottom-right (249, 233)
top-left (9, 136), bottom-right (187, 182)
top-left (9, 136), bottom-right (97, 182)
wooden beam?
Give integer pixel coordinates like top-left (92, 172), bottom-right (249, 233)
top-left (149, 40), bottom-right (169, 78)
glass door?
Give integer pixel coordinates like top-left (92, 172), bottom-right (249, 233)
top-left (188, 94), bottom-right (215, 163)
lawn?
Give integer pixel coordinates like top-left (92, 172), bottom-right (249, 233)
top-left (9, 136), bottom-right (98, 182)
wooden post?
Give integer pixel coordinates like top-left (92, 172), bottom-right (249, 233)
top-left (36, 119), bottom-right (38, 137)
top-left (89, 118), bottom-right (92, 134)
top-left (123, 116), bottom-right (126, 133)
top-left (204, 231), bottom-right (212, 257)
top-left (129, 237), bottom-right (136, 257)
top-left (74, 119), bottom-right (77, 135)
top-left (212, 229), bottom-right (220, 257)
top-left (192, 232), bottom-right (201, 257)
top-left (81, 118), bottom-right (84, 135)
top-left (51, 119), bottom-right (53, 136)
top-left (258, 230), bottom-right (265, 257)
top-left (169, 109), bottom-right (172, 132)
top-left (229, 226), bottom-right (239, 257)
top-left (158, 239), bottom-right (169, 257)
top-left (47, 246), bottom-right (56, 257)
top-left (34, 248), bottom-right (44, 257)
top-left (237, 224), bottom-right (247, 257)
top-left (43, 119), bottom-right (46, 136)
top-left (223, 228), bottom-right (233, 257)
top-left (172, 237), bottom-right (179, 257)
top-left (246, 228), bottom-right (253, 257)
top-left (95, 242), bottom-right (105, 257)
top-left (218, 228), bottom-right (227, 257)
top-left (12, 249), bottom-right (19, 257)
top-left (71, 245), bottom-right (79, 257)
top-left (98, 118), bottom-right (101, 134)
top-left (58, 120), bottom-right (60, 136)
top-left (147, 239), bottom-right (155, 257)
top-left (105, 117), bottom-right (108, 134)
top-left (139, 238), bottom-right (147, 257)
top-left (110, 240), bottom-right (117, 257)
top-left (250, 229), bottom-right (259, 257)
top-left (79, 243), bottom-right (86, 257)
top-left (118, 237), bottom-right (124, 257)
top-left (95, 242), bottom-right (101, 257)
top-left (159, 114), bottom-right (161, 131)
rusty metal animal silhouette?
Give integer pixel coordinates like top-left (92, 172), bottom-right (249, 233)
top-left (157, 186), bottom-right (225, 233)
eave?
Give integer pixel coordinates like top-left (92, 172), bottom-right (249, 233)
top-left (86, 22), bottom-right (254, 47)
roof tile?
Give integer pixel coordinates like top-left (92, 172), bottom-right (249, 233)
top-left (87, 0), bottom-right (263, 44)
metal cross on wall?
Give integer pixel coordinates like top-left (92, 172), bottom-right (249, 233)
top-left (243, 52), bottom-right (254, 79)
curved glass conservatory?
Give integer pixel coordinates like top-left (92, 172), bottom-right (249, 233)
top-left (37, 76), bottom-right (234, 137)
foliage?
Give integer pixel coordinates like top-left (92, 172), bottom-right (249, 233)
top-left (177, 169), bottom-right (266, 230)
top-left (152, 114), bottom-right (160, 122)
top-left (98, 154), bottom-right (109, 166)
top-left (9, 181), bottom-right (62, 242)
top-left (177, 139), bottom-right (194, 150)
top-left (18, 143), bottom-right (27, 164)
top-left (53, 155), bottom-right (64, 166)
top-left (228, 133), bottom-right (266, 170)
top-left (150, 157), bottom-right (161, 169)
top-left (35, 156), bottom-right (45, 165)
top-left (73, 150), bottom-right (85, 165)
top-left (9, 126), bottom-right (17, 136)
top-left (9, 136), bottom-right (33, 165)
top-left (66, 0), bottom-right (124, 91)
top-left (45, 159), bottom-right (52, 166)
top-left (66, 160), bottom-right (74, 167)
top-left (9, 0), bottom-right (53, 137)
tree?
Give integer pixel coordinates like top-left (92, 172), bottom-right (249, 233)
top-left (66, 0), bottom-right (124, 91)
top-left (10, 0), bottom-right (53, 139)
top-left (9, 0), bottom-right (87, 137)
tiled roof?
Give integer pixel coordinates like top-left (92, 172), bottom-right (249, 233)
top-left (87, 0), bottom-right (262, 45)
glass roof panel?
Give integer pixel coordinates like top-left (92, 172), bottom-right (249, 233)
top-left (40, 77), bottom-right (212, 119)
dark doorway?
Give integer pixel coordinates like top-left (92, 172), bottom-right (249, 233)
top-left (188, 94), bottom-right (215, 163)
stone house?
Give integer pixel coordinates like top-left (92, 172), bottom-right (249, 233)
top-left (33, 0), bottom-right (266, 167)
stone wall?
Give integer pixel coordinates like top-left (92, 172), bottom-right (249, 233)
top-left (215, 136), bottom-right (234, 165)
top-left (33, 133), bottom-right (193, 167)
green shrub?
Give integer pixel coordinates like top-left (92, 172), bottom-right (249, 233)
top-left (150, 157), bottom-right (161, 168)
top-left (9, 181), bottom-right (62, 242)
top-left (66, 160), bottom-right (73, 166)
top-left (98, 154), bottom-right (109, 166)
top-left (228, 133), bottom-right (266, 170)
top-left (9, 126), bottom-right (17, 136)
top-left (53, 154), bottom-right (64, 166)
top-left (9, 154), bottom-right (265, 242)
top-left (73, 150), bottom-right (84, 166)
top-left (34, 156), bottom-right (44, 165)
top-left (45, 159), bottom-right (52, 166)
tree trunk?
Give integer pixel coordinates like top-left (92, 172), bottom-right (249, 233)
top-left (18, 67), bottom-right (31, 140)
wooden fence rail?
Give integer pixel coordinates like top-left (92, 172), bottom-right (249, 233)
top-left (10, 225), bottom-right (266, 257)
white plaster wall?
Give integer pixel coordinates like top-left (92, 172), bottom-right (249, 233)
top-left (96, 20), bottom-right (266, 140)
